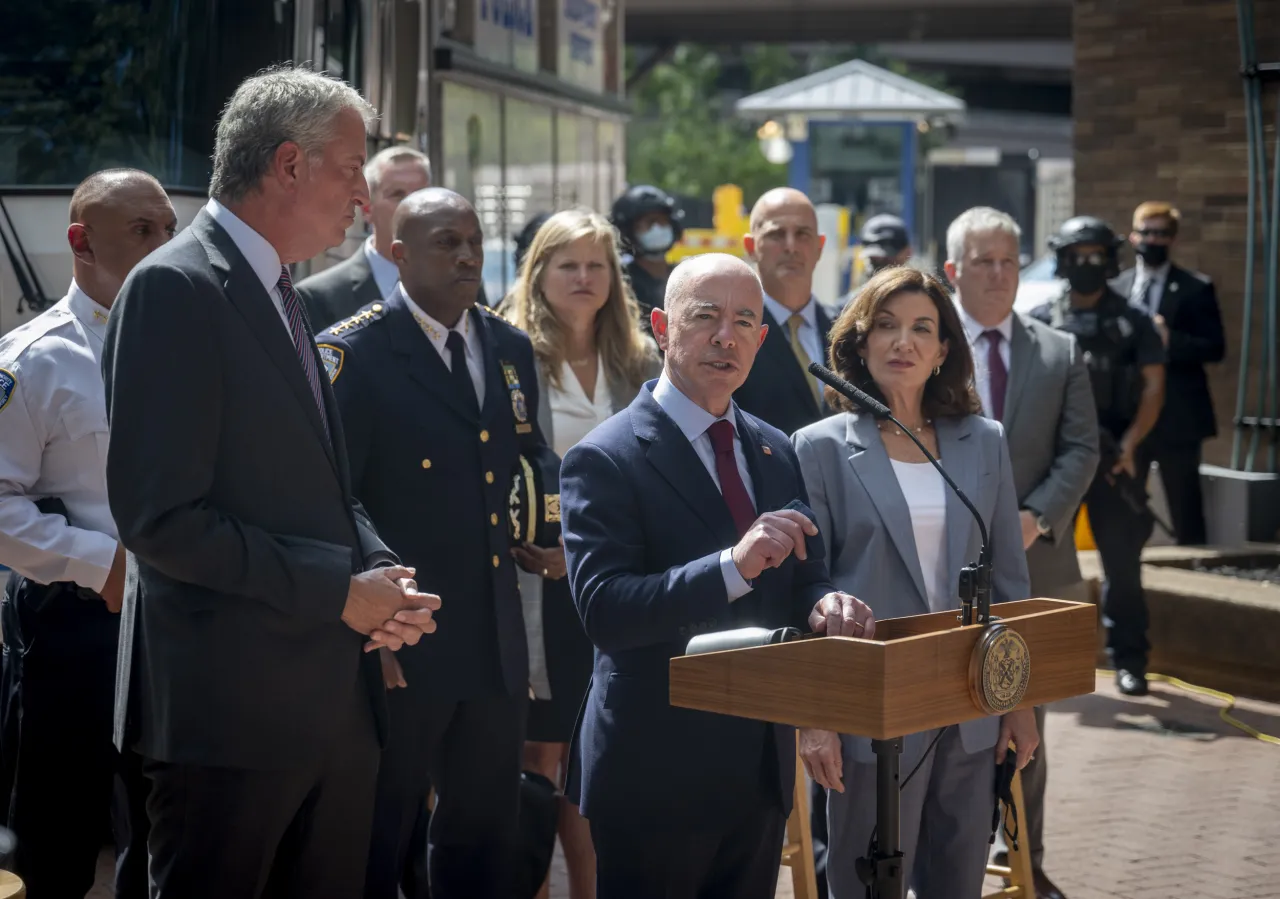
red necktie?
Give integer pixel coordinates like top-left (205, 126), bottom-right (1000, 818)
top-left (983, 329), bottom-right (1007, 421)
top-left (706, 420), bottom-right (756, 538)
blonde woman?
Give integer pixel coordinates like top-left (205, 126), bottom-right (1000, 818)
top-left (498, 208), bottom-right (660, 899)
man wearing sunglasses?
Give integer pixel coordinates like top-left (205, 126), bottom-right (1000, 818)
top-left (1112, 202), bottom-right (1225, 547)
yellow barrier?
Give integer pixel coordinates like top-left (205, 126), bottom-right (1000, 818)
top-left (1074, 505), bottom-right (1096, 551)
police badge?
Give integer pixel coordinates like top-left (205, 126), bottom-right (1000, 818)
top-left (507, 444), bottom-right (562, 548)
top-left (503, 361), bottom-right (533, 434)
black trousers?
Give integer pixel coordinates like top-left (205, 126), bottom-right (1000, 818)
top-left (591, 800), bottom-right (786, 899)
top-left (0, 576), bottom-right (149, 899)
top-left (364, 689), bottom-right (527, 899)
top-left (1086, 470), bottom-right (1154, 674)
top-left (1152, 444), bottom-right (1207, 546)
top-left (144, 684), bottom-right (380, 899)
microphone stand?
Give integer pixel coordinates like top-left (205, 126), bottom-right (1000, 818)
top-left (807, 362), bottom-right (997, 899)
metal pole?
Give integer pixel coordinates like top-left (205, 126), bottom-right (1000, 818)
top-left (1267, 87), bottom-right (1280, 471)
top-left (1233, 0), bottom-right (1259, 468)
top-left (871, 738), bottom-right (906, 899)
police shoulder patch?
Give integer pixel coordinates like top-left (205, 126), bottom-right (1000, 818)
top-left (0, 368), bottom-right (15, 414)
top-left (316, 344), bottom-right (345, 384)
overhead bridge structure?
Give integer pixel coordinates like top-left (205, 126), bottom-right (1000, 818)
top-left (624, 0), bottom-right (1072, 45)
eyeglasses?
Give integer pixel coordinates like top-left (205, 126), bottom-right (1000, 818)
top-left (1135, 228), bottom-right (1174, 239)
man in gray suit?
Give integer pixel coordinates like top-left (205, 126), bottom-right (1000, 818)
top-left (946, 207), bottom-right (1099, 899)
top-left (297, 144), bottom-right (432, 329)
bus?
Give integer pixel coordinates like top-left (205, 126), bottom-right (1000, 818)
top-left (0, 0), bottom-right (629, 335)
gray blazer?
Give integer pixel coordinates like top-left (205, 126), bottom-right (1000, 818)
top-left (792, 411), bottom-right (1030, 762)
top-left (1002, 314), bottom-right (1100, 596)
top-left (520, 347), bottom-right (662, 698)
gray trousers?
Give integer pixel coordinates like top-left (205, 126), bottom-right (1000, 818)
top-left (825, 726), bottom-right (996, 899)
top-left (994, 579), bottom-right (1091, 871)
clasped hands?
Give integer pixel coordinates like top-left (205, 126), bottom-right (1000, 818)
top-left (340, 565), bottom-right (442, 653)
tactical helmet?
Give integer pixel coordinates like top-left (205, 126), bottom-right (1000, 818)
top-left (859, 214), bottom-right (910, 259)
top-left (610, 185), bottom-right (685, 244)
top-left (1049, 216), bottom-right (1124, 278)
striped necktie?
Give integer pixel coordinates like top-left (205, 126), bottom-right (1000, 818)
top-left (276, 266), bottom-right (332, 443)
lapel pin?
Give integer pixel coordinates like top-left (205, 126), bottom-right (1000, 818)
top-left (762, 446), bottom-right (772, 455)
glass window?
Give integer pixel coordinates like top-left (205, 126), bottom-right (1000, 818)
top-left (596, 119), bottom-right (622, 213)
top-left (503, 97), bottom-right (554, 290)
top-left (810, 123), bottom-right (906, 217)
top-left (441, 82), bottom-right (504, 302)
top-left (555, 112), bottom-right (599, 211)
top-left (0, 0), bottom-right (294, 187)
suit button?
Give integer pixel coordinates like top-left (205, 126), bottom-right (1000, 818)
top-left (480, 429), bottom-right (490, 443)
top-left (492, 555), bottom-right (500, 568)
top-left (485, 471), bottom-right (494, 484)
top-left (421, 459), bottom-right (432, 469)
top-left (490, 513), bottom-right (499, 526)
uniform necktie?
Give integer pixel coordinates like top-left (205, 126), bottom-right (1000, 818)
top-left (983, 329), bottom-right (1007, 422)
top-left (787, 314), bottom-right (821, 406)
top-left (706, 420), bottom-right (756, 539)
top-left (276, 267), bottom-right (331, 443)
top-left (446, 329), bottom-right (479, 416)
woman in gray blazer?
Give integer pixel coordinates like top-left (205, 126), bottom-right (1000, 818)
top-left (792, 266), bottom-right (1039, 899)
top-left (497, 207), bottom-right (660, 899)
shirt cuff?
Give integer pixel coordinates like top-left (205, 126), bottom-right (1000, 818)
top-left (68, 530), bottom-right (120, 594)
top-left (720, 548), bottom-right (754, 602)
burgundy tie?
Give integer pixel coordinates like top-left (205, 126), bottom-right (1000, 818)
top-left (706, 420), bottom-right (757, 538)
top-left (983, 329), bottom-right (1007, 422)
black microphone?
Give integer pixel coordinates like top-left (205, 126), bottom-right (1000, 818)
top-left (808, 362), bottom-right (996, 626)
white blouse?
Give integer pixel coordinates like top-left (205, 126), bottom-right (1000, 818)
top-left (549, 355), bottom-right (615, 458)
top-left (890, 459), bottom-right (950, 612)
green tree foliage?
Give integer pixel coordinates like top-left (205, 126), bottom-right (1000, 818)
top-left (625, 44), bottom-right (955, 208)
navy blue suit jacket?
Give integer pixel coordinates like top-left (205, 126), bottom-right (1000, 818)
top-left (316, 293), bottom-right (544, 698)
top-left (561, 382), bottom-right (834, 828)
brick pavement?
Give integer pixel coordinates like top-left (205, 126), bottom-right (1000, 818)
top-left (82, 673), bottom-right (1280, 898)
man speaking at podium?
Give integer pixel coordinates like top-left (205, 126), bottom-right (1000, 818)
top-left (559, 253), bottom-right (875, 898)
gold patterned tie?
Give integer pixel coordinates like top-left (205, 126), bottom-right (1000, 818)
top-left (787, 314), bottom-right (821, 406)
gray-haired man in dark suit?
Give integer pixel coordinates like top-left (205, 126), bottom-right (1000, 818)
top-left (946, 207), bottom-right (1099, 899)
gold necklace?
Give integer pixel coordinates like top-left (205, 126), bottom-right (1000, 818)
top-left (877, 419), bottom-right (932, 437)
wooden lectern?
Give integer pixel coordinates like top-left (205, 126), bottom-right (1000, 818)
top-left (670, 598), bottom-right (1097, 899)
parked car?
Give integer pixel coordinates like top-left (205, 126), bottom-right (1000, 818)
top-left (1014, 253), bottom-right (1065, 314)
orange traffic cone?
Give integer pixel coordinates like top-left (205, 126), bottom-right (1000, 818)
top-left (1075, 504), bottom-right (1096, 551)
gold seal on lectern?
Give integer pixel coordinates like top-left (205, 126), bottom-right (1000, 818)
top-left (968, 623), bottom-right (1031, 715)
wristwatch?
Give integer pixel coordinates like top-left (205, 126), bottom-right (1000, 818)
top-left (1025, 508), bottom-right (1053, 539)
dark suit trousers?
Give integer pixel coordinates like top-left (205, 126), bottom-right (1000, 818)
top-left (590, 800), bottom-right (786, 899)
top-left (1086, 471), bottom-right (1154, 673)
top-left (1153, 444), bottom-right (1207, 545)
top-left (144, 684), bottom-right (380, 899)
top-left (0, 579), bottom-right (148, 899)
top-left (365, 688), bottom-right (527, 899)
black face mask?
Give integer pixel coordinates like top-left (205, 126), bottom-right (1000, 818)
top-left (1136, 242), bottom-right (1169, 267)
top-left (1064, 262), bottom-right (1108, 295)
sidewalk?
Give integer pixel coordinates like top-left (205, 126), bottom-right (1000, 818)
top-left (83, 672), bottom-right (1280, 898)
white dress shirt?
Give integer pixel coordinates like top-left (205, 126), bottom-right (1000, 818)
top-left (549, 356), bottom-right (615, 459)
top-left (399, 285), bottom-right (487, 406)
top-left (205, 199), bottom-right (293, 334)
top-left (956, 301), bottom-right (1013, 420)
top-left (763, 292), bottom-right (824, 395)
top-left (1132, 259), bottom-right (1171, 315)
top-left (363, 236), bottom-right (401, 301)
top-left (890, 459), bottom-right (949, 612)
top-left (651, 374), bottom-right (756, 601)
top-left (0, 282), bottom-right (119, 591)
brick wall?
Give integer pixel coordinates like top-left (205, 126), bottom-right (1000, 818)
top-left (1073, 0), bottom-right (1280, 467)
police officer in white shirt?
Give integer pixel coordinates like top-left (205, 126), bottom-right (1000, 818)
top-left (0, 168), bottom-right (176, 899)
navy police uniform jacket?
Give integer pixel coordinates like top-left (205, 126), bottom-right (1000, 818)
top-left (560, 384), bottom-right (835, 829)
top-left (316, 292), bottom-right (545, 698)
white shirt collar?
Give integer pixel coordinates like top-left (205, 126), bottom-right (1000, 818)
top-left (205, 198), bottom-right (283, 296)
top-left (363, 236), bottom-right (401, 299)
top-left (397, 284), bottom-right (475, 354)
top-left (65, 280), bottom-right (112, 336)
top-left (955, 297), bottom-right (1013, 345)
top-left (651, 372), bottom-right (738, 443)
top-left (762, 293), bottom-right (818, 331)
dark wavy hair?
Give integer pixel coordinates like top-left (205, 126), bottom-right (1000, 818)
top-left (826, 266), bottom-right (980, 420)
